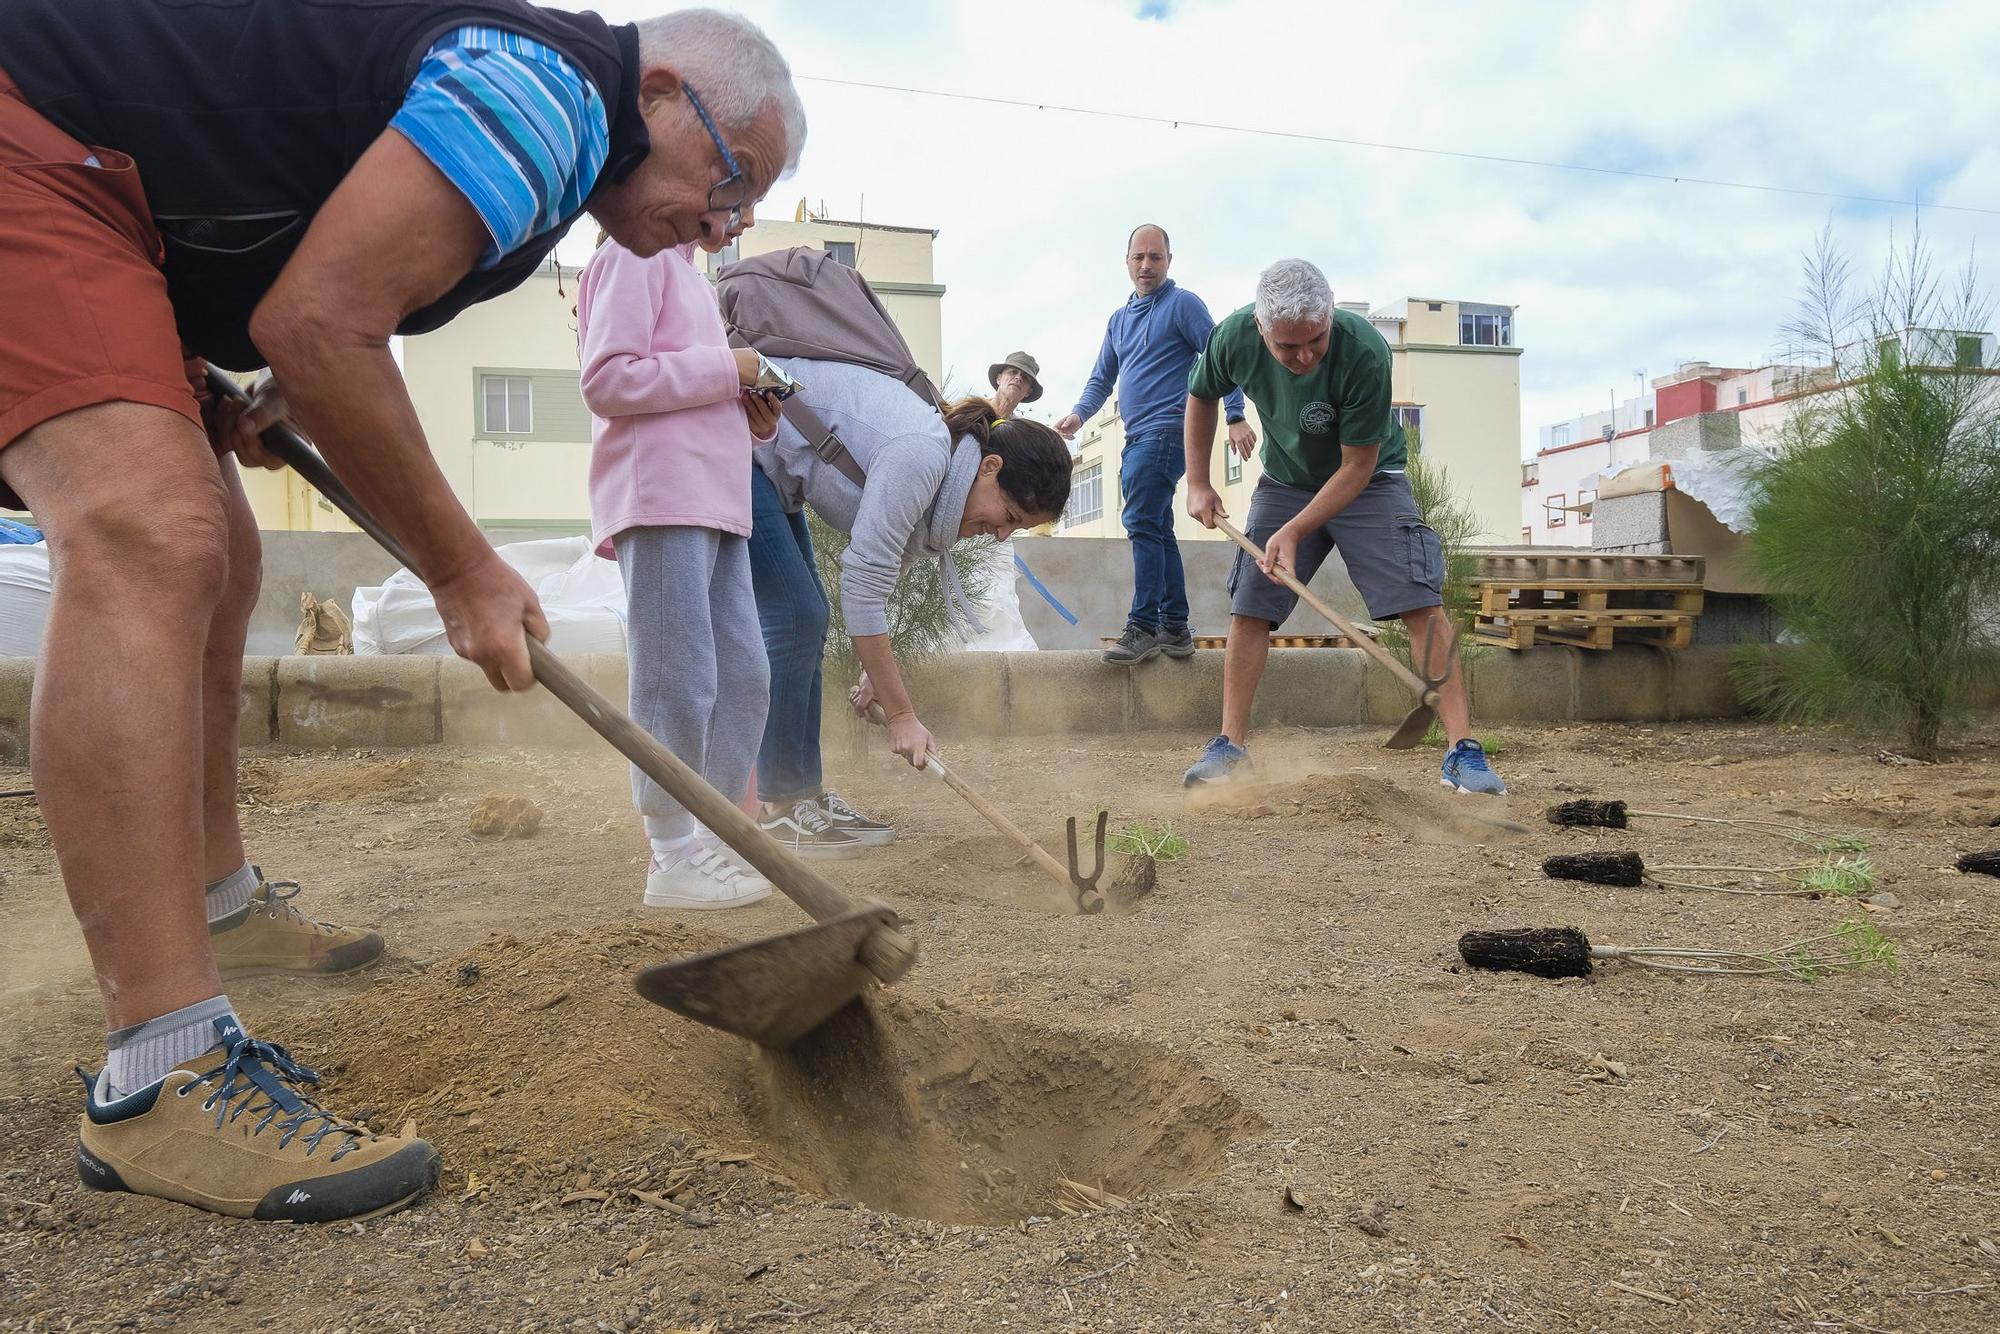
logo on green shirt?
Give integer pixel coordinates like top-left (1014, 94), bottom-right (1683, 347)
top-left (1299, 401), bottom-right (1335, 435)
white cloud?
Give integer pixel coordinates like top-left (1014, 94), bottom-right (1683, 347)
top-left (574, 0), bottom-right (2000, 456)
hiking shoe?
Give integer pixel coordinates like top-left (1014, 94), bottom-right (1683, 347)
top-left (1441, 739), bottom-right (1508, 796)
top-left (1102, 624), bottom-right (1161, 666)
top-left (1182, 735), bottom-right (1250, 787)
top-left (819, 791), bottom-right (896, 847)
top-left (1157, 624), bottom-right (1196, 659)
top-left (645, 845), bottom-right (772, 911)
top-left (757, 800), bottom-right (868, 861)
top-left (210, 871), bottom-right (385, 978)
top-left (76, 1017), bottom-right (439, 1222)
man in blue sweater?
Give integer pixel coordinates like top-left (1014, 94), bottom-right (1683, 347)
top-left (1057, 225), bottom-right (1251, 663)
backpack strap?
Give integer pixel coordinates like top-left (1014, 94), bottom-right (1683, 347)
top-left (776, 395), bottom-right (868, 488)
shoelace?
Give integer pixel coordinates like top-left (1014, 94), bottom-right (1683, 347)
top-left (1453, 744), bottom-right (1493, 773)
top-left (821, 792), bottom-right (867, 823)
top-left (1204, 735), bottom-right (1237, 759)
top-left (790, 801), bottom-right (834, 835)
top-left (180, 1039), bottom-right (365, 1161)
top-left (257, 878), bottom-right (339, 936)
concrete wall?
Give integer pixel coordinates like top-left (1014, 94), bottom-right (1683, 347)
top-left (1, 645), bottom-right (1809, 764)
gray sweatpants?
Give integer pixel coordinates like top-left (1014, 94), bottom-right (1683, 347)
top-left (614, 527), bottom-right (770, 842)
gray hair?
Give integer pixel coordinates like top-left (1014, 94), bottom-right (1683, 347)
top-left (634, 9), bottom-right (807, 173)
top-left (1255, 258), bottom-right (1334, 327)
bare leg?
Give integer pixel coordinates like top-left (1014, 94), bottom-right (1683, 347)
top-left (1220, 614), bottom-right (1272, 746)
top-left (1401, 604), bottom-right (1470, 743)
top-left (200, 460), bottom-right (262, 883)
top-left (2, 404), bottom-right (229, 1028)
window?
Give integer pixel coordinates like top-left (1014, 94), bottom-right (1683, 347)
top-left (1577, 488), bottom-right (1596, 524)
top-left (1459, 311), bottom-right (1512, 346)
top-left (1644, 408), bottom-right (1655, 427)
top-left (1225, 450), bottom-right (1243, 484)
top-left (1957, 335), bottom-right (1984, 369)
top-left (1427, 302), bottom-right (1443, 312)
top-left (823, 240), bottom-right (856, 267)
top-left (1545, 493), bottom-right (1566, 529)
top-left (1551, 423), bottom-right (1571, 446)
top-left (1736, 388), bottom-right (1748, 406)
top-left (1063, 462), bottom-right (1104, 528)
top-left (481, 375), bottom-right (532, 434)
top-left (1393, 405), bottom-right (1423, 433)
top-left (1521, 461), bottom-right (1540, 488)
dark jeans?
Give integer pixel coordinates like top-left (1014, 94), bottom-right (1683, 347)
top-left (748, 465), bottom-right (828, 804)
top-left (1118, 429), bottom-right (1188, 631)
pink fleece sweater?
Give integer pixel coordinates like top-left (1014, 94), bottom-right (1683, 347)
top-left (577, 241), bottom-right (762, 557)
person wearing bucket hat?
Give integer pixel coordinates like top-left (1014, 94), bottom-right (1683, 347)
top-left (987, 351), bottom-right (1044, 420)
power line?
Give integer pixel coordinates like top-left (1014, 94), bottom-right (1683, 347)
top-left (797, 74), bottom-right (1996, 218)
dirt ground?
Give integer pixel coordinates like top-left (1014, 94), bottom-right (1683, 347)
top-left (3, 715), bottom-right (1999, 1332)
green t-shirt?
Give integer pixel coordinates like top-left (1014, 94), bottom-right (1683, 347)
top-left (1187, 304), bottom-right (1407, 487)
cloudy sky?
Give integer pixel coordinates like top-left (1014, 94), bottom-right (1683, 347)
top-left (574, 0), bottom-right (1999, 458)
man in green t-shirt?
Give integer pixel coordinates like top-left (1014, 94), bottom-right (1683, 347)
top-left (1179, 258), bottom-right (1505, 795)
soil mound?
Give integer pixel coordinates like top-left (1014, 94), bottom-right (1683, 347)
top-left (293, 925), bottom-right (1255, 1225)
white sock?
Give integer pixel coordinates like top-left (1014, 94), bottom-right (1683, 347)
top-left (649, 833), bottom-right (702, 867)
top-left (104, 996), bottom-right (242, 1100)
top-left (204, 862), bottom-right (258, 925)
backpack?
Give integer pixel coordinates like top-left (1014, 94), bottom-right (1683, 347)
top-left (715, 246), bottom-right (945, 486)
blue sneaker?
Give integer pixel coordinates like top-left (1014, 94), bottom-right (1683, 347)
top-left (1441, 739), bottom-right (1508, 796)
top-left (1182, 735), bottom-right (1249, 787)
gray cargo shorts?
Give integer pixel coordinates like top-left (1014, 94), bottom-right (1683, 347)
top-left (1226, 471), bottom-right (1444, 625)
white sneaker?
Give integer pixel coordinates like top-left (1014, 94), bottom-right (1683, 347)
top-left (643, 846), bottom-right (772, 911)
top-left (697, 834), bottom-right (774, 894)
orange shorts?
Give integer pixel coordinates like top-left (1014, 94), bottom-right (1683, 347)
top-left (0, 70), bottom-right (204, 513)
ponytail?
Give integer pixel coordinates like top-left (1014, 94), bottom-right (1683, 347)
top-left (941, 396), bottom-right (998, 452)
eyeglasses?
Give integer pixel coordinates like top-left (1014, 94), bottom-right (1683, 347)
top-left (682, 81), bottom-right (748, 232)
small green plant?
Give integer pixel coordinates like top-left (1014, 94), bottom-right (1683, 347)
top-left (1106, 820), bottom-right (1189, 862)
top-left (1814, 834), bottom-right (1871, 856)
top-left (1418, 719), bottom-right (1505, 756)
top-left (1795, 853), bottom-right (1879, 898)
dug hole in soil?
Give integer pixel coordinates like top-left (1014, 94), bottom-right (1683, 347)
top-left (4, 720), bottom-right (2000, 1331)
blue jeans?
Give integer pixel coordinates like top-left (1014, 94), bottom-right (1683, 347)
top-left (749, 466), bottom-right (828, 804)
top-left (1118, 430), bottom-right (1188, 631)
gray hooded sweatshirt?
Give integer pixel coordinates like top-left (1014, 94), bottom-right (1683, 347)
top-left (753, 358), bottom-right (984, 639)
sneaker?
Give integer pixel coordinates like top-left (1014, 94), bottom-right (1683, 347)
top-left (644, 845), bottom-right (773, 911)
top-left (819, 791), bottom-right (896, 847)
top-left (1102, 623), bottom-right (1161, 666)
top-left (75, 1017), bottom-right (439, 1222)
top-left (1157, 624), bottom-right (1196, 659)
top-left (695, 834), bottom-right (774, 894)
top-left (1441, 739), bottom-right (1509, 796)
top-left (210, 871), bottom-right (385, 979)
top-left (1182, 735), bottom-right (1250, 787)
top-left (757, 800), bottom-right (868, 861)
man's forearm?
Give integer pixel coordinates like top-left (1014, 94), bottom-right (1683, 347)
top-left (852, 634), bottom-right (914, 717)
top-left (1290, 461), bottom-right (1373, 532)
top-left (1185, 395), bottom-right (1221, 485)
top-left (266, 327), bottom-right (493, 588)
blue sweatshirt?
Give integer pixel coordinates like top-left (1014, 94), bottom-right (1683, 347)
top-left (1071, 279), bottom-right (1244, 442)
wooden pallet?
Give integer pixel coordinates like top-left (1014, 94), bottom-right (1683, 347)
top-left (1474, 608), bottom-right (1696, 651)
top-left (1471, 579), bottom-right (1706, 619)
top-left (1474, 551), bottom-right (1705, 585)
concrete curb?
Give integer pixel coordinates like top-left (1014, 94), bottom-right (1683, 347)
top-left (0, 645), bottom-right (1787, 762)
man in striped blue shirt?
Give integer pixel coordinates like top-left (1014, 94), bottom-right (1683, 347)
top-left (0, 2), bottom-right (807, 1225)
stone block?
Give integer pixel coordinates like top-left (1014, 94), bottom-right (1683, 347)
top-left (1669, 645), bottom-right (1750, 720)
top-left (238, 657), bottom-right (278, 749)
top-left (440, 657), bottom-right (602, 748)
top-left (1251, 648), bottom-right (1369, 730)
top-left (906, 652), bottom-right (1010, 738)
top-left (1000, 650), bottom-right (1132, 735)
top-left (1469, 647), bottom-right (1576, 722)
top-left (276, 655), bottom-right (439, 749)
top-left (0, 657), bottom-right (30, 765)
top-left (1133, 649), bottom-right (1226, 731)
top-left (1591, 493), bottom-right (1668, 548)
top-left (1572, 645), bottom-right (1672, 721)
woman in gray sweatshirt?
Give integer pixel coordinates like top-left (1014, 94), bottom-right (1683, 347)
top-left (750, 359), bottom-right (1072, 856)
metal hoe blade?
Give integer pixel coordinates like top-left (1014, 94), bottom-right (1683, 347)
top-left (1382, 616), bottom-right (1456, 751)
top-left (634, 904), bottom-right (902, 1050)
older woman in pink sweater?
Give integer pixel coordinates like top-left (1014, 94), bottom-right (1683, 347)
top-left (578, 239), bottom-right (780, 911)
